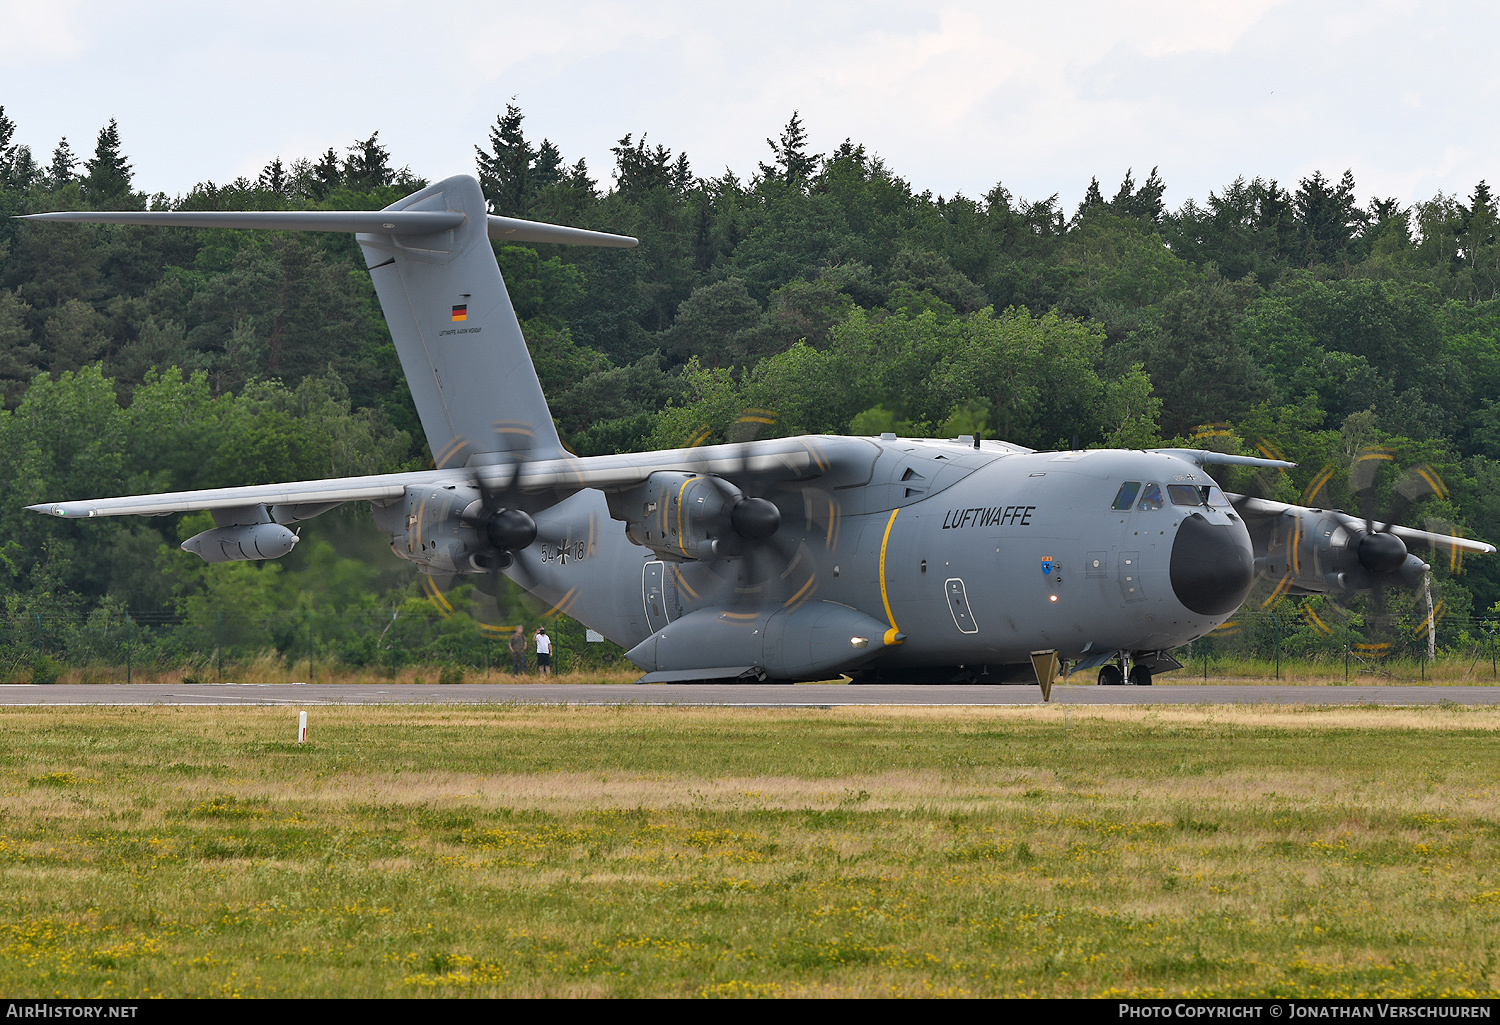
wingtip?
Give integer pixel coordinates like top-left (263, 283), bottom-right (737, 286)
top-left (26, 502), bottom-right (90, 517)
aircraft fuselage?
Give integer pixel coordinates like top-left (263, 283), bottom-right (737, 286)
top-left (508, 440), bottom-right (1253, 680)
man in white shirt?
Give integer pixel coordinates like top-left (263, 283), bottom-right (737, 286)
top-left (534, 627), bottom-right (553, 676)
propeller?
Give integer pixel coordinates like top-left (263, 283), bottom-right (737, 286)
top-left (685, 409), bottom-right (841, 612)
top-left (460, 457), bottom-right (538, 576)
top-left (1270, 446), bottom-right (1447, 658)
top-left (421, 423), bottom-right (547, 629)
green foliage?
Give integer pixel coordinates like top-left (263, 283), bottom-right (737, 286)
top-left (2, 103), bottom-right (1500, 632)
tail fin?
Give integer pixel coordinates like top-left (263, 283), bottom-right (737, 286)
top-left (360, 175), bottom-right (569, 465)
top-left (23, 175), bottom-right (637, 466)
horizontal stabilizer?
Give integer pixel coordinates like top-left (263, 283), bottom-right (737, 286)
top-left (22, 209), bottom-right (466, 234)
top-left (487, 215), bottom-right (636, 248)
top-left (22, 209), bottom-right (638, 248)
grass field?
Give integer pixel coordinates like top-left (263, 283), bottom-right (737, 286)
top-left (2, 703), bottom-right (1499, 998)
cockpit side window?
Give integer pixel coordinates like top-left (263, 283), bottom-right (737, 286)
top-left (1202, 486), bottom-right (1230, 507)
top-left (1111, 482), bottom-right (1141, 510)
top-left (1167, 484), bottom-right (1203, 507)
top-left (1137, 483), bottom-right (1164, 511)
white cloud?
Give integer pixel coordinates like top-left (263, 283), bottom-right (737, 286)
top-left (1, 0), bottom-right (1497, 210)
top-left (0, 0), bottom-right (86, 67)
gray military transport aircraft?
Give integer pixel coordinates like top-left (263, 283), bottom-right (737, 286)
top-left (21, 175), bottom-right (1497, 697)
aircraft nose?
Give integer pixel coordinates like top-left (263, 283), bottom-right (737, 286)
top-left (1170, 514), bottom-right (1254, 616)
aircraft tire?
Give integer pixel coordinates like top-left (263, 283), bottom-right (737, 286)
top-left (1128, 666), bottom-right (1153, 686)
top-left (1097, 664), bottom-right (1124, 686)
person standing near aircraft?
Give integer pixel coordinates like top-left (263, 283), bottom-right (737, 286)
top-left (534, 627), bottom-right (553, 676)
top-left (509, 626), bottom-right (526, 675)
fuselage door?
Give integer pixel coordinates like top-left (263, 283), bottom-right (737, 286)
top-left (945, 577), bottom-right (978, 634)
top-left (1118, 551), bottom-right (1145, 601)
top-left (643, 560), bottom-right (674, 634)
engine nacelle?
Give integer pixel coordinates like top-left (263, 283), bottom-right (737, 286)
top-left (372, 483), bottom-right (485, 573)
top-left (1251, 506), bottom-right (1430, 594)
top-left (607, 472), bottom-right (742, 561)
top-left (182, 523), bottom-right (299, 563)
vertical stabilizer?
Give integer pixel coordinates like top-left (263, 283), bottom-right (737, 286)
top-left (357, 175), bottom-right (560, 465)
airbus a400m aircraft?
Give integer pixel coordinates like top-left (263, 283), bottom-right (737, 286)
top-left (23, 175), bottom-right (1496, 696)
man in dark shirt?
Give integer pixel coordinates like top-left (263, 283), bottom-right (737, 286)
top-left (508, 626), bottom-right (526, 675)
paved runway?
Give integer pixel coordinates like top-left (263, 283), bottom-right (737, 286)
top-left (2, 682), bottom-right (1499, 706)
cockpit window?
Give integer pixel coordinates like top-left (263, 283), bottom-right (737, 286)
top-left (1137, 483), bottom-right (1164, 511)
top-left (1111, 482), bottom-right (1141, 510)
top-left (1168, 484), bottom-right (1203, 507)
top-left (1202, 486), bottom-right (1230, 507)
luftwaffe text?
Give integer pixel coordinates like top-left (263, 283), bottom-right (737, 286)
top-left (942, 506), bottom-right (1036, 529)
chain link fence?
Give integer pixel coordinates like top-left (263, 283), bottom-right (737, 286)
top-left (0, 603), bottom-right (632, 684)
top-left (2, 599), bottom-right (1497, 685)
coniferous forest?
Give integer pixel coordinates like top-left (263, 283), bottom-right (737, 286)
top-left (3, 104), bottom-right (1500, 675)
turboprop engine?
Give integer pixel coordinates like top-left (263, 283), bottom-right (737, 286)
top-left (371, 483), bottom-right (537, 574)
top-left (1246, 502), bottom-right (1430, 595)
top-left (606, 471), bottom-right (780, 562)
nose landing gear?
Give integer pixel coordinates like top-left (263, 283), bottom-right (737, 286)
top-left (1097, 657), bottom-right (1153, 686)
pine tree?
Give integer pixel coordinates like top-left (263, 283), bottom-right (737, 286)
top-left (258, 157), bottom-right (287, 194)
top-left (1295, 169), bottom-right (1365, 264)
top-left (1109, 167), bottom-right (1166, 223)
top-left (610, 133), bottom-right (680, 195)
top-left (760, 111), bottom-right (820, 187)
top-left (48, 137), bottom-right (77, 187)
top-left (343, 133), bottom-right (392, 190)
top-left (1076, 176), bottom-right (1105, 218)
top-left (8, 144), bottom-right (36, 189)
top-left (310, 147), bottom-right (341, 199)
top-left (532, 139), bottom-right (563, 190)
top-left (476, 104), bottom-right (536, 216)
top-left (670, 151), bottom-right (694, 192)
top-left (0, 106), bottom-right (17, 187)
top-left (82, 118), bottom-right (133, 201)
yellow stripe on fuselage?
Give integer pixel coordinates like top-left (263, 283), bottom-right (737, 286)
top-left (676, 477), bottom-right (693, 556)
top-left (879, 508), bottom-right (902, 645)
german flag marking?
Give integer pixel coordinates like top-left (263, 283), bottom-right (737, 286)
top-left (451, 304), bottom-right (468, 322)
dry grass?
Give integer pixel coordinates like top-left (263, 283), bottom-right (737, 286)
top-left (1, 704), bottom-right (1498, 997)
top-left (51, 664), bottom-right (644, 686)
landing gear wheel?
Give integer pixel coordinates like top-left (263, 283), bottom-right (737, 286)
top-left (1128, 665), bottom-right (1153, 686)
top-left (1098, 664), bottom-right (1124, 686)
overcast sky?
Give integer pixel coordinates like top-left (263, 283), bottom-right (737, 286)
top-left (2, 0), bottom-right (1497, 212)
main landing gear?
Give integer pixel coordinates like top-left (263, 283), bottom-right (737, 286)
top-left (1097, 662), bottom-right (1152, 686)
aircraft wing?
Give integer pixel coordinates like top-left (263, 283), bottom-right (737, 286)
top-left (1227, 494), bottom-right (1497, 555)
top-left (1150, 448), bottom-right (1296, 470)
top-left (28, 439), bottom-right (829, 519)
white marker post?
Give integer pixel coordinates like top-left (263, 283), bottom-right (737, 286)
top-left (298, 710), bottom-right (307, 744)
